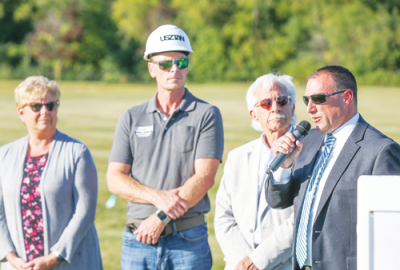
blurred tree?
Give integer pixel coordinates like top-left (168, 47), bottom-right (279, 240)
top-left (78, 0), bottom-right (140, 82)
top-left (111, 0), bottom-right (318, 82)
top-left (26, 1), bottom-right (83, 82)
top-left (2, 0), bottom-right (139, 82)
top-left (112, 0), bottom-right (176, 43)
top-left (320, 1), bottom-right (400, 83)
top-left (0, 0), bottom-right (33, 78)
top-left (1, 0), bottom-right (400, 84)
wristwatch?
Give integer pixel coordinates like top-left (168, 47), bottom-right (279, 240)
top-left (156, 209), bottom-right (171, 224)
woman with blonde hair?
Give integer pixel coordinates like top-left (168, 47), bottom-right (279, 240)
top-left (0, 76), bottom-right (103, 270)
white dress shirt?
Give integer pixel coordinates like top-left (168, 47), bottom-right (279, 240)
top-left (254, 126), bottom-right (294, 246)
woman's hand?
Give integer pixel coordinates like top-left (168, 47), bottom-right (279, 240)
top-left (5, 252), bottom-right (27, 270)
top-left (22, 254), bottom-right (59, 270)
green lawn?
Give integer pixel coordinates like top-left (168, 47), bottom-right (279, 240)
top-left (0, 81), bottom-right (399, 269)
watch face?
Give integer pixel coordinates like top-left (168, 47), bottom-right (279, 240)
top-left (157, 211), bottom-right (168, 221)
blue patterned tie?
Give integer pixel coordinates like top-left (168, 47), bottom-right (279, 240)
top-left (296, 133), bottom-right (336, 268)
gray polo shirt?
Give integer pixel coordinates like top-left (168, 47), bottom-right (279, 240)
top-left (109, 88), bottom-right (224, 220)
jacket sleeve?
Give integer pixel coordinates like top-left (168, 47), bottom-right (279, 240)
top-left (249, 211), bottom-right (294, 270)
top-left (214, 154), bottom-right (252, 268)
top-left (372, 141), bottom-right (400, 175)
top-left (49, 145), bottom-right (98, 263)
top-left (265, 168), bottom-right (295, 209)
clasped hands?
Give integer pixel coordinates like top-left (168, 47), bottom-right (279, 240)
top-left (134, 188), bottom-right (188, 245)
top-left (6, 252), bottom-right (59, 270)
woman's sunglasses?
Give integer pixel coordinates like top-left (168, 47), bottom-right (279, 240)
top-left (23, 101), bottom-right (60, 112)
top-left (302, 90), bottom-right (345, 106)
top-left (254, 96), bottom-right (291, 110)
top-left (151, 58), bottom-right (189, 71)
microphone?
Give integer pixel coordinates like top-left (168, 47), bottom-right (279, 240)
top-left (267, 120), bottom-right (311, 172)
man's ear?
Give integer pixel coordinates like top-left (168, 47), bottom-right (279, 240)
top-left (250, 109), bottom-right (258, 121)
top-left (343, 89), bottom-right (354, 107)
top-left (148, 62), bottom-right (156, 78)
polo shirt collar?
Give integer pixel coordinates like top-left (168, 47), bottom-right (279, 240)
top-left (146, 88), bottom-right (196, 113)
top-left (178, 88), bottom-right (196, 112)
top-left (146, 93), bottom-right (158, 113)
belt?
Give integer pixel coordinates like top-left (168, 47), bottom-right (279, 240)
top-left (301, 266), bottom-right (312, 270)
top-left (126, 214), bottom-right (205, 238)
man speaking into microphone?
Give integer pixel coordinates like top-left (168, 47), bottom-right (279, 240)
top-left (265, 65), bottom-right (400, 270)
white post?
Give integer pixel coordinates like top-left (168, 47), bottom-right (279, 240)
top-left (358, 175), bottom-right (400, 270)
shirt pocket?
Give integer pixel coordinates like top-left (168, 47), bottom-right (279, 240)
top-left (172, 126), bottom-right (195, 153)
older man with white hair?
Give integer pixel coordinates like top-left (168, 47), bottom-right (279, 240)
top-left (215, 74), bottom-right (296, 270)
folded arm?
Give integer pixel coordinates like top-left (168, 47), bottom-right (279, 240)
top-left (107, 162), bottom-right (188, 219)
top-left (110, 158), bottom-right (219, 245)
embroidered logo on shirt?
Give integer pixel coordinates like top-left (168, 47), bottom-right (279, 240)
top-left (135, 125), bottom-right (153, 137)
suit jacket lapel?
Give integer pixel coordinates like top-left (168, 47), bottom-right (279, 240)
top-left (258, 173), bottom-right (269, 220)
top-left (248, 141), bottom-right (262, 235)
top-left (315, 117), bottom-right (367, 219)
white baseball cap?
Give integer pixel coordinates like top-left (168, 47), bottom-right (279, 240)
top-left (143, 24), bottom-right (193, 61)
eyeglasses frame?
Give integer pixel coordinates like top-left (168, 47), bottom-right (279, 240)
top-left (302, 90), bottom-right (346, 106)
top-left (253, 95), bottom-right (292, 110)
top-left (22, 101), bottom-right (60, 112)
top-left (151, 58), bottom-right (189, 71)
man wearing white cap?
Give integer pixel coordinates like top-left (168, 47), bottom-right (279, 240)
top-left (107, 24), bottom-right (224, 270)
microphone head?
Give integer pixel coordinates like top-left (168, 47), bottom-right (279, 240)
top-left (295, 120), bottom-right (311, 137)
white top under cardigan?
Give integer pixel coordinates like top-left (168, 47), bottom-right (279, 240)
top-left (0, 130), bottom-right (103, 270)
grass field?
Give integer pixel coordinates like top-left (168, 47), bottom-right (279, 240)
top-left (1, 80), bottom-right (399, 269)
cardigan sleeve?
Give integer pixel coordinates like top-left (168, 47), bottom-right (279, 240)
top-left (49, 145), bottom-right (98, 263)
top-left (0, 148), bottom-right (18, 262)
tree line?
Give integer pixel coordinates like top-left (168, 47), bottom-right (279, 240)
top-left (1, 0), bottom-right (400, 85)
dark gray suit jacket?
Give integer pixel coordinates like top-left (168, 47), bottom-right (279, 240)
top-left (266, 116), bottom-right (400, 270)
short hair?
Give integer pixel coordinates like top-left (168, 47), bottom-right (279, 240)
top-left (309, 65), bottom-right (357, 106)
top-left (246, 74), bottom-right (297, 131)
top-left (15, 76), bottom-right (60, 108)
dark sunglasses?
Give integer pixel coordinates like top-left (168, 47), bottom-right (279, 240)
top-left (302, 90), bottom-right (346, 106)
top-left (23, 101), bottom-right (60, 112)
top-left (254, 96), bottom-right (291, 110)
top-left (151, 58), bottom-right (189, 71)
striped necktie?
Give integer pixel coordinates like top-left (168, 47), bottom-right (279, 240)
top-left (296, 133), bottom-right (336, 268)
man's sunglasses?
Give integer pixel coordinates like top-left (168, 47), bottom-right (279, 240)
top-left (151, 58), bottom-right (189, 71)
top-left (302, 90), bottom-right (346, 106)
top-left (254, 96), bottom-right (291, 110)
top-left (23, 101), bottom-right (60, 112)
